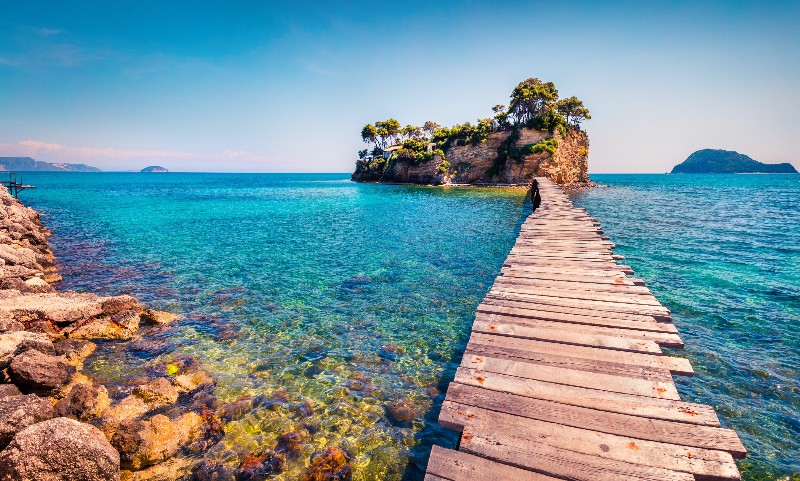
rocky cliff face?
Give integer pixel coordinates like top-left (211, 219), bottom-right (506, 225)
top-left (352, 128), bottom-right (588, 186)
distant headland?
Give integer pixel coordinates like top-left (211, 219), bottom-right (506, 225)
top-left (352, 78), bottom-right (591, 186)
top-left (0, 157), bottom-right (101, 172)
top-left (672, 149), bottom-right (798, 174)
top-left (140, 166), bottom-right (169, 173)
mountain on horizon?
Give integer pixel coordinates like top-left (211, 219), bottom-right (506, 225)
top-left (0, 157), bottom-right (101, 172)
top-left (672, 149), bottom-right (797, 174)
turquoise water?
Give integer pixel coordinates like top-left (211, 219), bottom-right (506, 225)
top-left (573, 174), bottom-right (800, 480)
top-left (19, 172), bottom-right (530, 480)
top-left (14, 172), bottom-right (800, 479)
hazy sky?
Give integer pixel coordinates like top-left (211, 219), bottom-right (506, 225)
top-left (1, 1), bottom-right (798, 173)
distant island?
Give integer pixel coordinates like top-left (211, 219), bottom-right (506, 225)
top-left (0, 156), bottom-right (101, 172)
top-left (352, 78), bottom-right (591, 186)
top-left (672, 149), bottom-right (797, 174)
top-left (140, 165), bottom-right (169, 172)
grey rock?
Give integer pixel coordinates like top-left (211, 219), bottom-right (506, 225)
top-left (0, 417), bottom-right (120, 481)
top-left (0, 393), bottom-right (54, 449)
top-left (8, 349), bottom-right (76, 393)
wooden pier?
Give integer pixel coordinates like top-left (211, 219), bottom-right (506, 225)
top-left (0, 172), bottom-right (35, 198)
top-left (425, 177), bottom-right (745, 481)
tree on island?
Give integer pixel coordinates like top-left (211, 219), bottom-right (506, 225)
top-left (556, 96), bottom-right (591, 127)
top-left (357, 77), bottom-right (590, 166)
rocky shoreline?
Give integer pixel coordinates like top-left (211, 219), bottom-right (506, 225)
top-left (0, 186), bottom-right (355, 481)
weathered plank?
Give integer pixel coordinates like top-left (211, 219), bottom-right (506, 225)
top-left (446, 383), bottom-right (746, 456)
top-left (473, 313), bottom-right (684, 348)
top-left (426, 446), bottom-right (559, 481)
top-left (467, 332), bottom-right (693, 375)
top-left (461, 353), bottom-right (679, 399)
top-left (443, 403), bottom-right (742, 477)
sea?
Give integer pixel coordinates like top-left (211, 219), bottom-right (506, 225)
top-left (15, 172), bottom-right (800, 480)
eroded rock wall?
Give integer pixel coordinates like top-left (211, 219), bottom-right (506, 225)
top-left (352, 128), bottom-right (589, 186)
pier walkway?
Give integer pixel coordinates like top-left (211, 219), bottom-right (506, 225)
top-left (425, 177), bottom-right (745, 481)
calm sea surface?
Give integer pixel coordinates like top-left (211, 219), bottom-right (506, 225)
top-left (16, 172), bottom-right (799, 480)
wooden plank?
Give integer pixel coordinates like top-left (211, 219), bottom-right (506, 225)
top-left (490, 282), bottom-right (664, 306)
top-left (444, 403), bottom-right (742, 477)
top-left (461, 353), bottom-right (679, 399)
top-left (426, 446), bottom-right (558, 481)
top-left (467, 332), bottom-right (694, 375)
top-left (474, 313), bottom-right (684, 348)
top-left (465, 342), bottom-right (675, 382)
top-left (476, 303), bottom-right (675, 332)
top-left (446, 383), bottom-right (746, 457)
top-left (486, 291), bottom-right (671, 320)
top-left (457, 424), bottom-right (695, 481)
top-left (453, 368), bottom-right (715, 426)
top-left (472, 319), bottom-right (669, 354)
top-left (481, 297), bottom-right (665, 324)
top-left (494, 276), bottom-right (654, 295)
top-left (500, 270), bottom-right (643, 286)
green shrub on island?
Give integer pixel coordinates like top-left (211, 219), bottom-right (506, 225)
top-left (357, 77), bottom-right (590, 175)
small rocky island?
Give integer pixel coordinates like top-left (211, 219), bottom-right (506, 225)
top-left (352, 78), bottom-right (591, 186)
top-left (0, 157), bottom-right (101, 172)
top-left (139, 166), bottom-right (169, 173)
top-left (672, 149), bottom-right (798, 174)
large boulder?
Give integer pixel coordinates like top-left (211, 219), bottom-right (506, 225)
top-left (111, 412), bottom-right (202, 471)
top-left (0, 417), bottom-right (120, 481)
top-left (54, 382), bottom-right (110, 421)
top-left (8, 349), bottom-right (75, 393)
top-left (0, 394), bottom-right (53, 449)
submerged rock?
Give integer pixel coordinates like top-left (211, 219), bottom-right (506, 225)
top-left (0, 417), bottom-right (119, 481)
top-left (55, 382), bottom-right (110, 421)
top-left (234, 450), bottom-right (285, 481)
top-left (192, 459), bottom-right (235, 481)
top-left (0, 393), bottom-right (54, 449)
top-left (120, 456), bottom-right (193, 481)
top-left (275, 431), bottom-right (305, 459)
top-left (140, 309), bottom-right (178, 325)
top-left (385, 398), bottom-right (418, 426)
top-left (8, 349), bottom-right (75, 393)
top-left (301, 447), bottom-right (352, 481)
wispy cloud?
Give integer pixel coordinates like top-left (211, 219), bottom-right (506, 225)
top-left (0, 140), bottom-right (282, 171)
top-left (25, 27), bottom-right (63, 37)
top-left (2, 139), bottom-right (194, 161)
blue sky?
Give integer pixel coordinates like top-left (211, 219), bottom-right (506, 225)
top-left (1, 0), bottom-right (798, 172)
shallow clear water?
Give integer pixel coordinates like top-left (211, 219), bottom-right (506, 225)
top-left (15, 172), bottom-right (800, 480)
top-left (19, 172), bottom-right (530, 480)
top-left (573, 174), bottom-right (800, 480)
